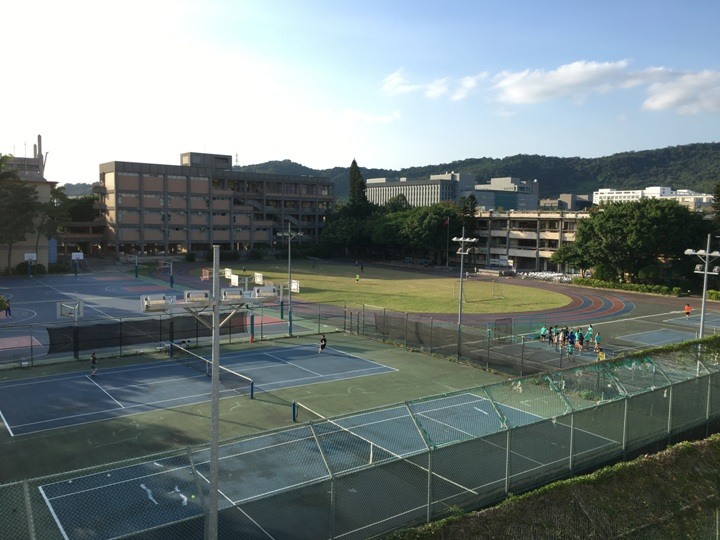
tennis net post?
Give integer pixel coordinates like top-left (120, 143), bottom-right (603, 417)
top-left (292, 401), bottom-right (375, 465)
top-left (170, 342), bottom-right (254, 399)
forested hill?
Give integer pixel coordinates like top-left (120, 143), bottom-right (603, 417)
top-left (235, 143), bottom-right (720, 200)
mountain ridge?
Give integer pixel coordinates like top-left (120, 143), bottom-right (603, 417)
top-left (235, 143), bottom-right (720, 200)
top-left (63, 143), bottom-right (720, 200)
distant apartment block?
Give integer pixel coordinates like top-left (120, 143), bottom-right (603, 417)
top-left (539, 193), bottom-right (592, 211)
top-left (0, 134), bottom-right (57, 269)
top-left (593, 186), bottom-right (713, 211)
top-left (474, 177), bottom-right (539, 211)
top-left (475, 210), bottom-right (589, 272)
top-left (365, 172), bottom-right (475, 207)
top-left (95, 152), bottom-right (333, 257)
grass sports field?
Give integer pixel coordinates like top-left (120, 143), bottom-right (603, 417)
top-left (189, 259), bottom-right (570, 314)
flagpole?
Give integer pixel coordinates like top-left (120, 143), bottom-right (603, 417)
top-left (445, 217), bottom-right (450, 267)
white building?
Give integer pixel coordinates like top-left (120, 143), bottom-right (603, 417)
top-left (592, 186), bottom-right (713, 210)
top-left (365, 172), bottom-right (475, 207)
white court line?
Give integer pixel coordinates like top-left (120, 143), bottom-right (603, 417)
top-left (0, 408), bottom-right (15, 436)
top-left (29, 276), bottom-right (114, 319)
top-left (263, 352), bottom-right (323, 376)
top-left (38, 486), bottom-right (70, 540)
top-left (86, 376), bottom-right (125, 408)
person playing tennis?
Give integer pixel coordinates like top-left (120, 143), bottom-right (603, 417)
top-left (318, 335), bottom-right (327, 353)
top-left (90, 352), bottom-right (97, 377)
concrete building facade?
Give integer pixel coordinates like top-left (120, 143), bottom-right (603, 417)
top-left (475, 210), bottom-right (590, 272)
top-left (95, 152), bottom-right (333, 257)
top-left (474, 177), bottom-right (539, 211)
top-left (365, 172), bottom-right (475, 207)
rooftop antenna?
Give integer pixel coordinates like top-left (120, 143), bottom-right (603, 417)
top-left (235, 153), bottom-right (239, 165)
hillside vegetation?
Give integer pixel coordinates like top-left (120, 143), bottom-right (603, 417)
top-left (387, 435), bottom-right (720, 539)
top-left (235, 142), bottom-right (720, 200)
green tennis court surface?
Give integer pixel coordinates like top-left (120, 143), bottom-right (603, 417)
top-left (40, 392), bottom-right (617, 539)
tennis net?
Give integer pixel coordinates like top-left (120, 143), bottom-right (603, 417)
top-left (292, 401), bottom-right (481, 499)
top-left (292, 401), bottom-right (382, 467)
top-left (169, 343), bottom-right (255, 398)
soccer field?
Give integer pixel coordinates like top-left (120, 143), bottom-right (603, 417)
top-left (197, 259), bottom-right (570, 314)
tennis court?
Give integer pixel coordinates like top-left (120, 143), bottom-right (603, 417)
top-left (0, 345), bottom-right (395, 436)
top-left (38, 391), bottom-right (618, 540)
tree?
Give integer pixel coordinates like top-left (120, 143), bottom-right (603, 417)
top-left (320, 216), bottom-right (364, 257)
top-left (712, 182), bottom-right (720, 234)
top-left (348, 159), bottom-right (368, 208)
top-left (66, 194), bottom-right (100, 222)
top-left (401, 204), bottom-right (460, 264)
top-left (0, 181), bottom-right (40, 274)
top-left (458, 194), bottom-right (478, 233)
top-left (575, 199), bottom-right (709, 282)
top-left (550, 242), bottom-right (593, 275)
top-left (0, 155), bottom-right (21, 182)
top-left (35, 186), bottom-right (71, 255)
top-left (383, 194), bottom-right (410, 213)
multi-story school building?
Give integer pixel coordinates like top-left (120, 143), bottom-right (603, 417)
top-left (94, 152), bottom-right (333, 258)
top-left (474, 210), bottom-right (590, 272)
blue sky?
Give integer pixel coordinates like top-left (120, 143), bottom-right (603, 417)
top-left (3, 0), bottom-right (719, 184)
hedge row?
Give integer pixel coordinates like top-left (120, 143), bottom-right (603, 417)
top-left (572, 277), bottom-right (682, 296)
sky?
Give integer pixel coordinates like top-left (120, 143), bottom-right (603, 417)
top-left (3, 0), bottom-right (720, 185)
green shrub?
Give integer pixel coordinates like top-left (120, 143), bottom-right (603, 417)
top-left (16, 261), bottom-right (48, 275)
top-left (48, 262), bottom-right (71, 273)
top-left (571, 277), bottom-right (677, 296)
top-left (219, 250), bottom-right (240, 262)
top-left (185, 252), bottom-right (196, 262)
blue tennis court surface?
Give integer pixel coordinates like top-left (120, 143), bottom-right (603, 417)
top-left (616, 328), bottom-right (698, 346)
top-left (0, 346), bottom-right (395, 436)
top-left (38, 391), bottom-right (618, 540)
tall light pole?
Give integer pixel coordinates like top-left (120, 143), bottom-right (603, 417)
top-left (453, 227), bottom-right (477, 356)
top-left (277, 223), bottom-right (303, 336)
top-left (684, 233), bottom-right (720, 339)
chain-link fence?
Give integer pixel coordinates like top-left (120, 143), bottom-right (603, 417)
top-left (2, 348), bottom-right (719, 539)
top-left (2, 299), bottom-right (578, 375)
top-left (0, 301), bottom-right (347, 367)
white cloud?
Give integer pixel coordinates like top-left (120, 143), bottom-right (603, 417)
top-left (382, 70), bottom-right (486, 101)
top-left (425, 79), bottom-right (449, 98)
top-left (382, 70), bottom-right (424, 95)
top-left (493, 60), bottom-right (632, 104)
top-left (643, 70), bottom-right (720, 114)
top-left (489, 60), bottom-right (720, 115)
top-left (452, 74), bottom-right (486, 101)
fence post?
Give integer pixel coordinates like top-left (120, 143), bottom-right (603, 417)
top-left (362, 304), bottom-right (366, 337)
top-left (426, 449), bottom-right (433, 523)
top-left (568, 412), bottom-right (575, 472)
top-left (405, 312), bottom-right (408, 349)
top-left (317, 302), bottom-right (321, 334)
top-left (430, 317), bottom-right (434, 353)
top-left (622, 396), bottom-right (629, 452)
top-left (707, 373), bottom-right (713, 438)
top-left (520, 336), bottom-right (525, 377)
top-left (486, 328), bottom-right (491, 370)
top-left (504, 429), bottom-right (511, 494)
top-left (22, 480), bottom-right (36, 540)
top-left (667, 385), bottom-right (674, 443)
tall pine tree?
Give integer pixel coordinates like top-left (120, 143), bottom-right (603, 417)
top-left (348, 159), bottom-right (368, 207)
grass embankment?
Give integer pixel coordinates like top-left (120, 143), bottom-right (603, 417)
top-left (207, 260), bottom-right (569, 314)
top-left (388, 435), bottom-right (720, 539)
